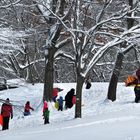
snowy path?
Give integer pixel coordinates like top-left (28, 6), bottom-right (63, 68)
top-left (1, 114), bottom-right (140, 140)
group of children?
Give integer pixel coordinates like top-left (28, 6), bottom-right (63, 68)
top-left (23, 88), bottom-right (77, 125)
top-left (23, 100), bottom-right (50, 124)
top-left (0, 77), bottom-right (92, 131)
top-left (54, 88), bottom-right (76, 111)
top-left (0, 99), bottom-right (50, 131)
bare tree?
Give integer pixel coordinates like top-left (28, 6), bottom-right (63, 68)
top-left (0, 0), bottom-right (47, 83)
top-left (107, 0), bottom-right (139, 101)
top-left (62, 0), bottom-right (140, 118)
top-left (31, 0), bottom-right (72, 101)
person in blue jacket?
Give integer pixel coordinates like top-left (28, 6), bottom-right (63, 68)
top-left (57, 96), bottom-right (63, 111)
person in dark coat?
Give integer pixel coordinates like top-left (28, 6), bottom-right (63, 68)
top-left (23, 101), bottom-right (34, 116)
top-left (65, 88), bottom-right (75, 109)
top-left (1, 98), bottom-right (13, 130)
top-left (85, 76), bottom-right (92, 89)
top-left (128, 68), bottom-right (140, 103)
top-left (134, 68), bottom-right (140, 103)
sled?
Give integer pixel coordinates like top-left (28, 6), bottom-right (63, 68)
top-left (125, 75), bottom-right (137, 86)
top-left (0, 115), bottom-right (3, 126)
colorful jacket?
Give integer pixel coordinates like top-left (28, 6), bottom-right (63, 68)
top-left (43, 101), bottom-right (48, 112)
top-left (43, 109), bottom-right (50, 119)
top-left (52, 88), bottom-right (59, 97)
top-left (24, 103), bottom-right (34, 113)
top-left (1, 103), bottom-right (13, 117)
top-left (58, 96), bottom-right (63, 106)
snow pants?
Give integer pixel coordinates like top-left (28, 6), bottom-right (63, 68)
top-left (2, 116), bottom-right (10, 130)
top-left (44, 118), bottom-right (49, 124)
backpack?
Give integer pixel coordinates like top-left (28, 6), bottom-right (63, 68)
top-left (86, 82), bottom-right (91, 89)
top-left (72, 96), bottom-right (76, 105)
top-left (125, 75), bottom-right (137, 86)
top-left (54, 101), bottom-right (59, 109)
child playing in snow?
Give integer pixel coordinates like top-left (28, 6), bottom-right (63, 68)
top-left (57, 96), bottom-right (63, 111)
top-left (43, 100), bottom-right (50, 124)
top-left (24, 101), bottom-right (34, 116)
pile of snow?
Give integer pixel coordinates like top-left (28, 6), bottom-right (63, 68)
top-left (0, 82), bottom-right (140, 140)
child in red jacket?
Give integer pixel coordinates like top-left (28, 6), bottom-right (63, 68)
top-left (43, 101), bottom-right (50, 124)
top-left (24, 101), bottom-right (34, 116)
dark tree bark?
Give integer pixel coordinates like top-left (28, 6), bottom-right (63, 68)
top-left (75, 73), bottom-right (84, 118)
top-left (107, 52), bottom-right (124, 101)
top-left (43, 0), bottom-right (67, 101)
top-left (127, 0), bottom-right (135, 29)
top-left (43, 48), bottom-right (56, 101)
top-left (107, 0), bottom-right (135, 101)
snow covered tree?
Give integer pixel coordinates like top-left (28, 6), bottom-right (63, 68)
top-left (0, 0), bottom-right (47, 83)
top-left (107, 0), bottom-right (140, 101)
top-left (61, 0), bottom-right (140, 118)
top-left (30, 0), bottom-right (72, 101)
top-left (0, 28), bottom-right (25, 79)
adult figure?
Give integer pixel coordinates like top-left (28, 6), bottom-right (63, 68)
top-left (134, 68), bottom-right (140, 103)
top-left (1, 98), bottom-right (13, 130)
top-left (65, 88), bottom-right (75, 109)
top-left (128, 68), bottom-right (140, 103)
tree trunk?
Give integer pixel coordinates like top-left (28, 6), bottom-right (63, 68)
top-left (42, 0), bottom-right (67, 101)
top-left (107, 52), bottom-right (124, 101)
top-left (75, 74), bottom-right (84, 118)
top-left (107, 0), bottom-right (135, 101)
top-left (43, 48), bottom-right (56, 101)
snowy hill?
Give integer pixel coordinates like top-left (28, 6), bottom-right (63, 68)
top-left (0, 82), bottom-right (140, 140)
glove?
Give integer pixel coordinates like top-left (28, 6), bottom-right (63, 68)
top-left (11, 114), bottom-right (13, 119)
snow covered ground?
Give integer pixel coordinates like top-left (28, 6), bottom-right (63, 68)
top-left (0, 81), bottom-right (140, 140)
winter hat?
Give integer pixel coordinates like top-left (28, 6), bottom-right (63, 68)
top-left (71, 88), bottom-right (75, 93)
top-left (26, 101), bottom-right (30, 105)
top-left (6, 98), bottom-right (10, 103)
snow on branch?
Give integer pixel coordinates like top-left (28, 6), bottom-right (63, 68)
top-left (54, 50), bottom-right (75, 62)
top-left (88, 8), bottom-right (135, 35)
top-left (0, 0), bottom-right (22, 9)
top-left (55, 37), bottom-right (71, 49)
top-left (83, 25), bottom-right (140, 77)
top-left (19, 58), bottom-right (45, 70)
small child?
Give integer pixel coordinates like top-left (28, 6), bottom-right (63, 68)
top-left (43, 101), bottom-right (50, 124)
top-left (57, 96), bottom-right (63, 111)
top-left (24, 101), bottom-right (34, 116)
